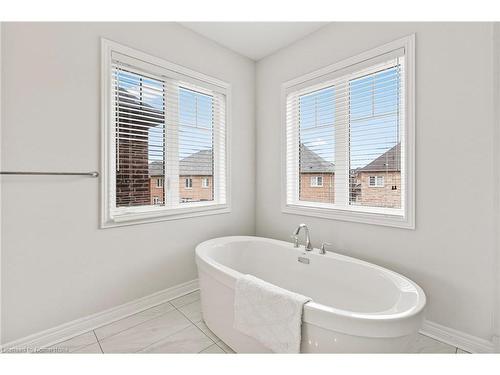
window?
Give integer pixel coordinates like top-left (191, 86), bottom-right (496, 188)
top-left (310, 176), bottom-right (323, 187)
top-left (101, 40), bottom-right (230, 227)
top-left (202, 177), bottom-right (209, 188)
top-left (369, 176), bottom-right (384, 188)
top-left (283, 35), bottom-right (414, 228)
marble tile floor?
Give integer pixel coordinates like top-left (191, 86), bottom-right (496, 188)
top-left (31, 290), bottom-right (469, 354)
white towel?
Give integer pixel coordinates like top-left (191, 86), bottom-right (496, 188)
top-left (233, 274), bottom-right (311, 353)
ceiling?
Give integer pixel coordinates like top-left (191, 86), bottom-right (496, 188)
top-left (179, 22), bottom-right (328, 61)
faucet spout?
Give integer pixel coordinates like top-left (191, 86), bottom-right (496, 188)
top-left (292, 224), bottom-right (313, 251)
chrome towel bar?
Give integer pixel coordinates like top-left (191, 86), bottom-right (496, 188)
top-left (0, 171), bottom-right (99, 177)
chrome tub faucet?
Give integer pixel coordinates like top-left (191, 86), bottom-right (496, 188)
top-left (319, 242), bottom-right (332, 254)
top-left (292, 224), bottom-right (313, 251)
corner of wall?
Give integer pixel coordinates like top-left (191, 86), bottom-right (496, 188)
top-left (0, 21), bottom-right (3, 347)
top-left (252, 59), bottom-right (258, 235)
top-left (492, 21), bottom-right (500, 352)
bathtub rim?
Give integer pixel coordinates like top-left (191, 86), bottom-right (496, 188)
top-left (196, 235), bottom-right (426, 338)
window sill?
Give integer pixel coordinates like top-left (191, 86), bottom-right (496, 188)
top-left (282, 203), bottom-right (414, 229)
top-left (101, 203), bottom-right (230, 228)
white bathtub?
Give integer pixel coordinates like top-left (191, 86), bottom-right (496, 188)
top-left (195, 236), bottom-right (426, 353)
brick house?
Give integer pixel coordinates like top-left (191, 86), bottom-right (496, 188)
top-left (353, 143), bottom-right (401, 209)
top-left (149, 149), bottom-right (213, 205)
top-left (299, 144), bottom-right (335, 203)
top-left (299, 143), bottom-right (401, 208)
top-left (148, 162), bottom-right (165, 205)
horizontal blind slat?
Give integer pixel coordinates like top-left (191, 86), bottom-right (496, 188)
top-left (285, 52), bottom-right (405, 210)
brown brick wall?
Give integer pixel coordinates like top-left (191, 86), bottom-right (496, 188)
top-left (150, 177), bottom-right (165, 205)
top-left (299, 173), bottom-right (335, 204)
top-left (149, 175), bottom-right (214, 204)
top-left (180, 176), bottom-right (213, 202)
top-left (357, 172), bottom-right (401, 209)
top-left (116, 138), bottom-right (151, 207)
top-left (298, 171), bottom-right (401, 209)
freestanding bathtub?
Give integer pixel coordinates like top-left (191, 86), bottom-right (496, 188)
top-left (195, 236), bottom-right (426, 353)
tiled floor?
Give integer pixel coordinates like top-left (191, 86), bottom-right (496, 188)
top-left (47, 290), bottom-right (234, 354)
top-left (44, 290), bottom-right (469, 354)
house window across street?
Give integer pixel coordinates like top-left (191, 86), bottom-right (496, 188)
top-left (310, 176), bottom-right (323, 187)
top-left (369, 176), bottom-right (384, 187)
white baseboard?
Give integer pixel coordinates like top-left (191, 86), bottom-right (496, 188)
top-left (420, 320), bottom-right (496, 353)
top-left (1, 279), bottom-right (199, 351)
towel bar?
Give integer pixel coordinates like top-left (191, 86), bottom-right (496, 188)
top-left (0, 171), bottom-right (99, 177)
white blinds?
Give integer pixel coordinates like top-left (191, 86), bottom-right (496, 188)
top-left (166, 85), bottom-right (226, 205)
top-left (113, 64), bottom-right (165, 208)
top-left (111, 59), bottom-right (226, 213)
top-left (285, 50), bottom-right (405, 212)
top-left (348, 59), bottom-right (404, 209)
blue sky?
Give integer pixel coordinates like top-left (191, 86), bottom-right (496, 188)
top-left (299, 66), bottom-right (400, 170)
top-left (118, 65), bottom-right (400, 173)
top-left (178, 88), bottom-right (213, 162)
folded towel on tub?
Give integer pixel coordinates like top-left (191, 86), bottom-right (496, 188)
top-left (233, 274), bottom-right (311, 353)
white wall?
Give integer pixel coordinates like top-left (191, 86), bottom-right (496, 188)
top-left (1, 21), bottom-right (498, 347)
top-left (493, 23), bottom-right (500, 349)
top-left (0, 22), bottom-right (255, 343)
top-left (256, 23), bottom-right (497, 341)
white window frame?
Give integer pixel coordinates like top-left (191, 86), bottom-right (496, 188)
top-left (369, 176), bottom-right (385, 188)
top-left (310, 176), bottom-right (323, 187)
top-left (202, 177), bottom-right (209, 188)
top-left (101, 39), bottom-right (231, 228)
top-left (156, 178), bottom-right (164, 188)
top-left (185, 178), bottom-right (193, 189)
top-left (281, 35), bottom-right (415, 229)
top-left (153, 196), bottom-right (160, 205)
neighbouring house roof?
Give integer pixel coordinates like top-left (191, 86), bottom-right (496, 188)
top-left (358, 143), bottom-right (401, 172)
top-left (149, 149), bottom-right (213, 177)
top-left (300, 144), bottom-right (335, 173)
top-left (179, 149), bottom-right (213, 176)
top-left (149, 161), bottom-right (164, 177)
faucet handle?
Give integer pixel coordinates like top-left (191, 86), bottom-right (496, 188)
top-left (291, 234), bottom-right (299, 248)
top-left (320, 242), bottom-right (332, 254)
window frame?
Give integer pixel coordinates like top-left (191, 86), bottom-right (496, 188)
top-left (369, 176), bottom-right (385, 188)
top-left (310, 176), bottom-right (323, 187)
top-left (156, 178), bottom-right (164, 188)
top-left (185, 178), bottom-right (193, 189)
top-left (201, 177), bottom-right (210, 188)
top-left (101, 39), bottom-right (231, 228)
top-left (281, 35), bottom-right (415, 229)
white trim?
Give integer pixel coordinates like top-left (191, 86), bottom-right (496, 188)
top-left (283, 203), bottom-right (410, 229)
top-left (1, 279), bottom-right (199, 351)
top-left (493, 23), bottom-right (500, 353)
top-left (420, 320), bottom-right (496, 353)
top-left (310, 176), bottom-right (323, 187)
top-left (281, 34), bottom-right (415, 230)
top-left (101, 38), bottom-right (231, 228)
top-left (369, 175), bottom-right (385, 188)
top-left (201, 177), bottom-right (210, 188)
top-left (0, 21), bottom-right (3, 348)
top-left (102, 204), bottom-right (230, 228)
